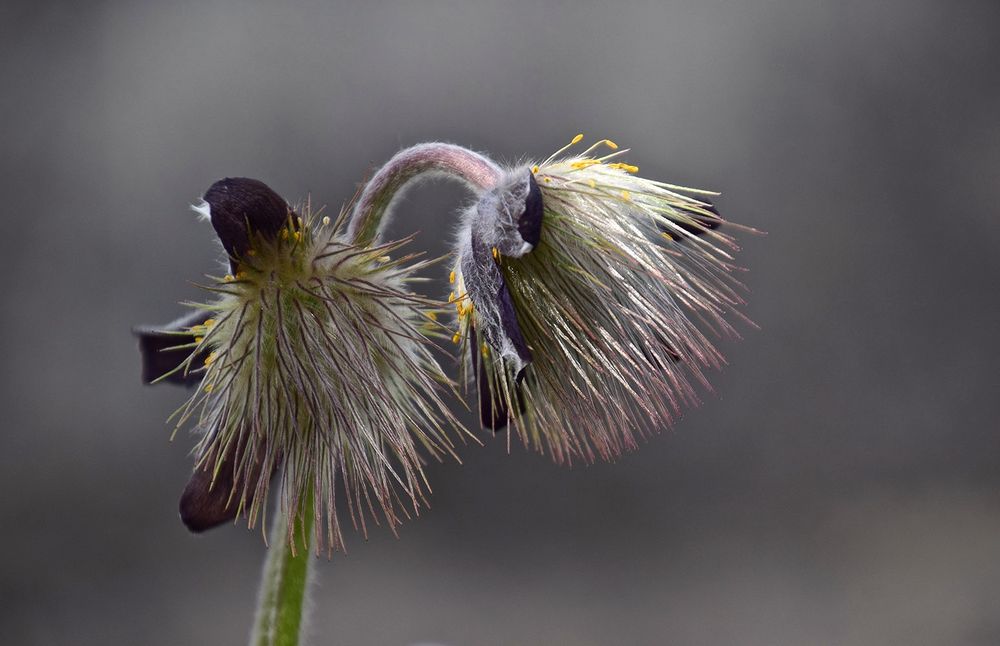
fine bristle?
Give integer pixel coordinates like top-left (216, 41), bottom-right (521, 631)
top-left (169, 204), bottom-right (463, 552)
top-left (456, 140), bottom-right (749, 464)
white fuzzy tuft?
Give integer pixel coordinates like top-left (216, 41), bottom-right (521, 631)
top-left (190, 200), bottom-right (211, 222)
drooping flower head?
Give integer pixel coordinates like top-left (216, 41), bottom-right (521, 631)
top-left (452, 135), bottom-right (751, 463)
top-left (137, 178), bottom-right (460, 551)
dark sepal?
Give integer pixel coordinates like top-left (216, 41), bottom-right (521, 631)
top-left (203, 177), bottom-right (292, 270)
top-left (133, 310), bottom-right (212, 387)
top-left (461, 230), bottom-right (533, 373)
top-left (517, 171), bottom-right (544, 247)
top-left (470, 323), bottom-right (507, 431)
top-left (470, 323), bottom-right (529, 432)
top-left (179, 435), bottom-right (273, 533)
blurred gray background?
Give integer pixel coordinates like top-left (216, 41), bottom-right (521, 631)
top-left (2, 1), bottom-right (999, 644)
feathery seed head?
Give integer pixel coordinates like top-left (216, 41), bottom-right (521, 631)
top-left (454, 136), bottom-right (750, 463)
top-left (143, 178), bottom-right (461, 552)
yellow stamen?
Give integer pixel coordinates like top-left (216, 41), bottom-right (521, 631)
top-left (426, 311), bottom-right (438, 321)
top-left (661, 232), bottom-right (674, 241)
top-left (322, 215), bottom-right (331, 226)
top-left (223, 274), bottom-right (234, 282)
top-left (543, 177), bottom-right (551, 183)
top-left (571, 160), bottom-right (600, 170)
top-left (571, 133), bottom-right (584, 144)
top-left (204, 351), bottom-right (217, 366)
top-left (377, 255), bottom-right (390, 263)
top-left (621, 190), bottom-right (631, 201)
top-left (587, 179), bottom-right (596, 188)
top-left (448, 291), bottom-right (456, 303)
top-left (280, 229), bottom-right (288, 240)
top-left (603, 139), bottom-right (619, 150)
top-left (531, 165), bottom-right (539, 174)
top-left (203, 384), bottom-right (214, 393)
top-left (194, 336), bottom-right (204, 344)
top-left (452, 332), bottom-right (461, 344)
top-left (293, 231), bottom-right (301, 241)
top-left (492, 247), bottom-right (499, 259)
top-left (203, 319), bottom-right (215, 327)
top-left (449, 270), bottom-right (456, 284)
top-left (608, 163), bottom-right (639, 173)
top-left (481, 342), bottom-right (489, 357)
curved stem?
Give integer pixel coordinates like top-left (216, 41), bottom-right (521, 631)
top-left (348, 142), bottom-right (503, 247)
top-left (251, 499), bottom-right (315, 646)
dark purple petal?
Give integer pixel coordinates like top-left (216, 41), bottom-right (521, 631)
top-left (203, 177), bottom-right (291, 270)
top-left (470, 323), bottom-right (529, 431)
top-left (133, 310), bottom-right (211, 386)
top-left (474, 168), bottom-right (544, 258)
top-left (470, 324), bottom-right (506, 430)
top-left (179, 463), bottom-right (239, 533)
top-left (179, 434), bottom-right (274, 533)
top-left (461, 230), bottom-right (532, 373)
top-left (517, 171), bottom-right (543, 247)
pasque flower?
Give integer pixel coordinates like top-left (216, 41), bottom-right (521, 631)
top-left (450, 135), bottom-right (750, 463)
top-left (137, 177), bottom-right (459, 550)
top-left (137, 138), bottom-right (750, 543)
top-left (137, 138), bottom-right (752, 646)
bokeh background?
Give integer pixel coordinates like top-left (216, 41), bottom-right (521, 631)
top-left (3, 1), bottom-right (999, 644)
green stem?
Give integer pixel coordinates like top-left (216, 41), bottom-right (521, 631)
top-left (251, 499), bottom-right (315, 646)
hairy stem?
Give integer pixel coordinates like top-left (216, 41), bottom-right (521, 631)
top-left (348, 142), bottom-right (503, 247)
top-left (251, 500), bottom-right (315, 646)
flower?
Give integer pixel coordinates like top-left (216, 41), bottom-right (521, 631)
top-left (452, 135), bottom-right (750, 464)
top-left (136, 178), bottom-right (461, 551)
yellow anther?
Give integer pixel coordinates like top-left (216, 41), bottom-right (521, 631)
top-left (608, 163), bottom-right (639, 173)
top-left (571, 133), bottom-right (584, 144)
top-left (280, 229), bottom-right (289, 240)
top-left (531, 165), bottom-right (539, 174)
top-left (543, 177), bottom-right (551, 183)
top-left (203, 318), bottom-right (215, 327)
top-left (297, 216), bottom-right (304, 228)
top-left (293, 231), bottom-right (301, 242)
top-left (322, 215), bottom-right (331, 226)
top-left (426, 311), bottom-right (438, 321)
top-left (194, 336), bottom-right (204, 344)
top-left (204, 351), bottom-right (217, 366)
top-left (621, 190), bottom-right (631, 201)
top-left (492, 247), bottom-right (499, 259)
top-left (448, 291), bottom-right (456, 303)
top-left (604, 139), bottom-right (619, 150)
top-left (203, 383), bottom-right (214, 393)
top-left (449, 270), bottom-right (456, 284)
top-left (377, 255), bottom-right (390, 263)
top-left (571, 160), bottom-right (600, 170)
top-left (481, 342), bottom-right (489, 357)
top-left (224, 274), bottom-right (234, 282)
top-left (452, 332), bottom-right (461, 344)
top-left (587, 179), bottom-right (596, 189)
top-left (661, 232), bottom-right (674, 241)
